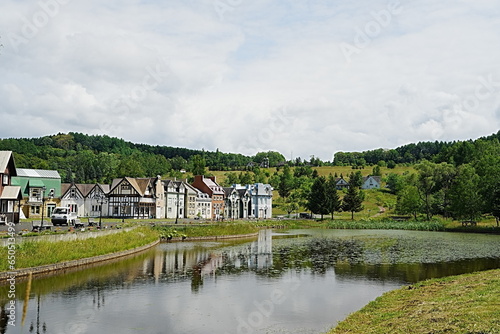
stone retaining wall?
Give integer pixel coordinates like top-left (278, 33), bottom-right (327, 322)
top-left (0, 239), bottom-right (160, 281)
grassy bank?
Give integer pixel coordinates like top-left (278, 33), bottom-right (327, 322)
top-left (329, 269), bottom-right (500, 334)
top-left (326, 219), bottom-right (446, 231)
top-left (0, 226), bottom-right (159, 271)
top-left (154, 222), bottom-right (259, 238)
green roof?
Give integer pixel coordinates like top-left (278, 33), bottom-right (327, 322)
top-left (11, 177), bottom-right (62, 198)
top-left (28, 180), bottom-right (45, 187)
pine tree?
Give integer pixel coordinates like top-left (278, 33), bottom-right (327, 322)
top-left (306, 176), bottom-right (329, 219)
top-left (342, 186), bottom-right (364, 220)
top-left (325, 174), bottom-right (341, 219)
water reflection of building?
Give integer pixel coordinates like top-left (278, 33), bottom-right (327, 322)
top-left (143, 230), bottom-right (274, 288)
top-left (229, 229), bottom-right (273, 270)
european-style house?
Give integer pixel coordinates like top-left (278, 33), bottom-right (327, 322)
top-left (12, 168), bottom-right (61, 219)
top-left (0, 151), bottom-right (22, 224)
top-left (192, 175), bottom-right (225, 220)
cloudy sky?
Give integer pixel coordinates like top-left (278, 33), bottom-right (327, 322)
top-left (1, 0), bottom-right (500, 160)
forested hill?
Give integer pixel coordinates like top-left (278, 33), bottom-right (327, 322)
top-left (2, 131), bottom-right (500, 184)
top-left (0, 133), bottom-right (283, 184)
top-left (333, 130), bottom-right (500, 167)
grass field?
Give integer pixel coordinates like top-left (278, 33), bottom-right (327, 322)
top-left (328, 269), bottom-right (500, 334)
top-left (208, 165), bottom-right (415, 186)
top-left (0, 226), bottom-right (159, 271)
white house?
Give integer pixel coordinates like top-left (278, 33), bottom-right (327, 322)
top-left (85, 184), bottom-right (110, 219)
top-left (164, 179), bottom-right (186, 219)
top-left (248, 183), bottom-right (273, 219)
top-left (361, 176), bottom-right (381, 189)
top-left (60, 183), bottom-right (94, 217)
top-left (194, 189), bottom-right (211, 219)
top-left (226, 185), bottom-right (252, 219)
top-left (335, 177), bottom-right (349, 190)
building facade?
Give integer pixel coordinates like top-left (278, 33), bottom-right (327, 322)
top-left (108, 177), bottom-right (161, 219)
top-left (192, 175), bottom-right (225, 220)
top-left (12, 168), bottom-right (61, 219)
top-left (164, 179), bottom-right (186, 219)
top-left (0, 151), bottom-right (22, 224)
top-left (248, 183), bottom-right (273, 219)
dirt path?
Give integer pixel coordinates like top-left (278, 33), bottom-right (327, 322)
top-left (371, 206), bottom-right (386, 217)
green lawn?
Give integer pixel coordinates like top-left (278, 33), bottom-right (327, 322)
top-left (0, 227), bottom-right (159, 271)
top-left (328, 269), bottom-right (500, 334)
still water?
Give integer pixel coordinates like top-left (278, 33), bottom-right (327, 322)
top-left (2, 229), bottom-right (500, 334)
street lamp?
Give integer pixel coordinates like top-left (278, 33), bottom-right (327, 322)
top-left (40, 186), bottom-right (46, 230)
top-left (40, 187), bottom-right (54, 230)
top-left (96, 193), bottom-right (107, 229)
top-left (175, 184), bottom-right (180, 224)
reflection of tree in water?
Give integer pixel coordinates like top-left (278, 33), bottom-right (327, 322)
top-left (213, 235), bottom-right (500, 284)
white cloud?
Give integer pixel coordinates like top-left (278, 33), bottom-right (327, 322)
top-left (1, 0), bottom-right (499, 160)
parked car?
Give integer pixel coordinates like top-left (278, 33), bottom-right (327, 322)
top-left (51, 207), bottom-right (79, 226)
top-left (299, 212), bottom-right (313, 219)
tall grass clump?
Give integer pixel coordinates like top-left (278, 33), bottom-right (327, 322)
top-left (154, 223), bottom-right (259, 238)
top-left (0, 226), bottom-right (159, 271)
top-left (326, 219), bottom-right (446, 231)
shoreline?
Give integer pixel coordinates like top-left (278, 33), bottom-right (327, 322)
top-left (0, 239), bottom-right (160, 281)
top-left (328, 268), bottom-right (500, 333)
top-left (0, 231), bottom-right (261, 281)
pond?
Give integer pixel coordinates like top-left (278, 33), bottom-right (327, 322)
top-left (1, 229), bottom-right (499, 334)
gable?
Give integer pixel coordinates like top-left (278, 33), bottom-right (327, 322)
top-left (109, 178), bottom-right (141, 196)
top-left (0, 151), bottom-right (17, 176)
top-left (87, 184), bottom-right (108, 199)
top-left (62, 184), bottom-right (83, 200)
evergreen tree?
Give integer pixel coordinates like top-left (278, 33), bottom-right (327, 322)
top-left (325, 174), bottom-right (341, 219)
top-left (190, 154), bottom-right (207, 176)
top-left (306, 176), bottom-right (329, 219)
top-left (277, 165), bottom-right (295, 198)
top-left (342, 186), bottom-right (364, 220)
top-left (349, 171), bottom-right (363, 188)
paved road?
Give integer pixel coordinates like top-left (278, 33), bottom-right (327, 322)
top-left (0, 221), bottom-right (125, 233)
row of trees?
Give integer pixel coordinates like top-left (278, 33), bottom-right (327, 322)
top-left (390, 159), bottom-right (500, 224)
top-left (306, 175), bottom-right (364, 220)
top-left (333, 130), bottom-right (500, 167)
top-left (0, 133), bottom-right (288, 183)
top-left (269, 165), bottom-right (366, 219)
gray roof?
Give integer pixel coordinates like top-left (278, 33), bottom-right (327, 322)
top-left (0, 186), bottom-right (22, 200)
top-left (0, 151), bottom-right (15, 176)
top-left (16, 168), bottom-right (60, 179)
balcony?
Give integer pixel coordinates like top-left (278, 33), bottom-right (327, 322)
top-left (28, 196), bottom-right (43, 204)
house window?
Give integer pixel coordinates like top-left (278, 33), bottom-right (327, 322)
top-left (31, 206), bottom-right (40, 215)
top-left (2, 174), bottom-right (8, 185)
top-left (70, 189), bottom-right (76, 198)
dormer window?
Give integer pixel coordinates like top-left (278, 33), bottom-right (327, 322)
top-left (2, 174), bottom-right (8, 186)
